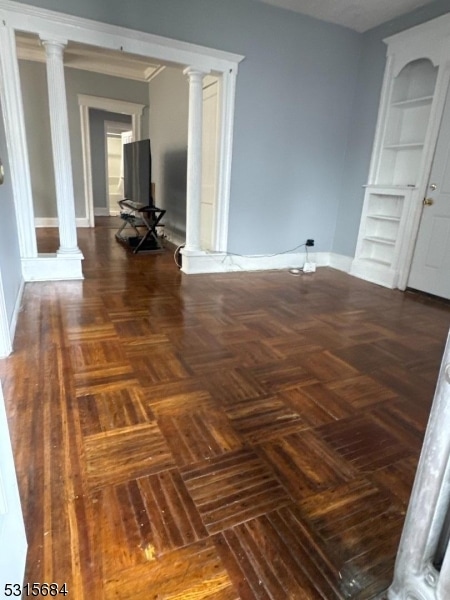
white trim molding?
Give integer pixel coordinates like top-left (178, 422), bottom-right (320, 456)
top-left (0, 22), bottom-right (37, 259)
top-left (0, 1), bottom-right (243, 72)
top-left (214, 69), bottom-right (237, 252)
top-left (328, 253), bottom-right (353, 273)
top-left (180, 249), bottom-right (331, 274)
top-left (22, 254), bottom-right (84, 281)
top-left (0, 1), bottom-right (243, 279)
top-left (78, 94), bottom-right (144, 228)
top-left (93, 208), bottom-right (110, 217)
top-left (184, 68), bottom-right (206, 253)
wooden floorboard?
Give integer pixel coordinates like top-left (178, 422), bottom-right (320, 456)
top-left (2, 222), bottom-right (450, 598)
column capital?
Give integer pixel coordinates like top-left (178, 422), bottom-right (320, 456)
top-left (183, 67), bottom-right (207, 80)
top-left (40, 38), bottom-right (68, 56)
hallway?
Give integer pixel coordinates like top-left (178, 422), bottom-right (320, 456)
top-left (2, 223), bottom-right (450, 599)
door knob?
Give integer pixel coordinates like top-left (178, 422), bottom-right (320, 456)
top-left (430, 183), bottom-right (437, 191)
top-left (423, 197), bottom-right (434, 206)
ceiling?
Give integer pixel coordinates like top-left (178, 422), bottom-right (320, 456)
top-left (256, 0), bottom-right (437, 32)
top-left (16, 33), bottom-right (165, 82)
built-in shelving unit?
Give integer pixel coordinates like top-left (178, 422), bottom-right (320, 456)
top-left (351, 47), bottom-right (443, 289)
top-left (376, 59), bottom-right (437, 188)
top-left (352, 187), bottom-right (414, 287)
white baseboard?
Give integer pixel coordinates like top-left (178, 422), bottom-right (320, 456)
top-left (94, 207), bottom-right (110, 217)
top-left (35, 218), bottom-right (90, 228)
top-left (22, 253), bottom-right (84, 281)
top-left (350, 258), bottom-right (398, 289)
top-left (179, 250), bottom-right (355, 275)
top-left (181, 250), bottom-right (332, 274)
top-left (328, 253), bottom-right (353, 273)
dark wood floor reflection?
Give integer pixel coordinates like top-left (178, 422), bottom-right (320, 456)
top-left (3, 221), bottom-right (450, 599)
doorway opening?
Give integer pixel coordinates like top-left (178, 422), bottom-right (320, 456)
top-left (104, 120), bottom-right (132, 216)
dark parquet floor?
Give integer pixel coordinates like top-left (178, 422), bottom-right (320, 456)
top-left (2, 220), bottom-right (450, 599)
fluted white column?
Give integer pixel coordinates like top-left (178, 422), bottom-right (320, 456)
top-left (183, 68), bottom-right (205, 253)
top-left (41, 39), bottom-right (81, 256)
top-left (0, 24), bottom-right (37, 258)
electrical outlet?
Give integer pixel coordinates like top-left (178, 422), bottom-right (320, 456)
top-left (303, 262), bottom-right (316, 273)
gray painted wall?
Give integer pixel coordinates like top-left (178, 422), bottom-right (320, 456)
top-left (89, 109), bottom-right (131, 210)
top-left (15, 0), bottom-right (362, 255)
top-left (19, 59), bottom-right (55, 218)
top-left (148, 66), bottom-right (188, 238)
top-left (16, 0), bottom-right (450, 257)
top-left (0, 100), bottom-right (23, 325)
top-left (19, 60), bottom-right (149, 218)
top-left (332, 0), bottom-right (450, 257)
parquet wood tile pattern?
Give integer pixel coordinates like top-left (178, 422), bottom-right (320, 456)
top-left (2, 222), bottom-right (450, 598)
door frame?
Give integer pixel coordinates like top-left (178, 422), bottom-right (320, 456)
top-left (201, 75), bottom-right (220, 251)
top-left (365, 17), bottom-right (450, 291)
top-left (0, 0), bottom-right (244, 256)
top-left (78, 95), bottom-right (144, 227)
top-left (0, 377), bottom-right (27, 591)
top-left (400, 72), bottom-right (450, 291)
top-left (406, 74), bottom-right (450, 296)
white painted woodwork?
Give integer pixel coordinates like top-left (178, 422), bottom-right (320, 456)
top-left (351, 186), bottom-right (417, 288)
top-left (0, 23), bottom-right (37, 259)
top-left (388, 329), bottom-right (450, 600)
top-left (78, 95), bottom-right (143, 227)
top-left (41, 39), bottom-right (81, 256)
top-left (184, 68), bottom-right (206, 253)
top-left (0, 0), bottom-right (243, 276)
top-left (408, 82), bottom-right (450, 299)
top-left (16, 32), bottom-right (165, 83)
top-left (22, 255), bottom-right (83, 280)
top-left (0, 379), bottom-right (27, 590)
top-left (352, 13), bottom-right (450, 291)
top-left (201, 77), bottom-right (220, 251)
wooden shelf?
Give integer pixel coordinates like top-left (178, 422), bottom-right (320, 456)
top-left (364, 236), bottom-right (396, 246)
top-left (367, 214), bottom-right (401, 222)
top-left (384, 142), bottom-right (424, 150)
top-left (391, 95), bottom-right (433, 108)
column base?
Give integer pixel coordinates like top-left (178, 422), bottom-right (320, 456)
top-left (57, 246), bottom-right (83, 256)
top-left (180, 249), bottom-right (225, 274)
top-left (22, 253), bottom-right (84, 281)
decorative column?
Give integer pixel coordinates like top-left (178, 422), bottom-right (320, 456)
top-left (41, 38), bottom-right (81, 256)
top-left (183, 68), bottom-right (206, 253)
top-left (0, 24), bottom-right (37, 258)
top-left (388, 328), bottom-right (450, 600)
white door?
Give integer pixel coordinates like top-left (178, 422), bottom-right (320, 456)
top-left (408, 86), bottom-right (450, 299)
top-left (0, 380), bottom-right (27, 592)
top-left (200, 77), bottom-right (220, 251)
